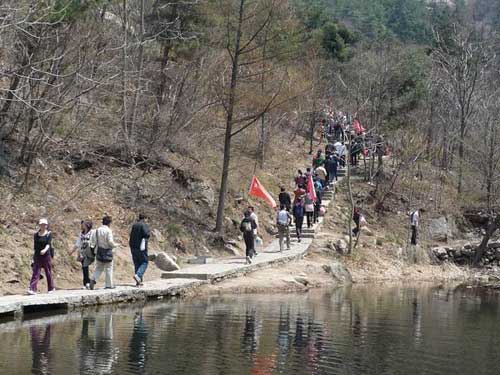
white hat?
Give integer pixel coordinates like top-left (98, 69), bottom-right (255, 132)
top-left (39, 218), bottom-right (48, 225)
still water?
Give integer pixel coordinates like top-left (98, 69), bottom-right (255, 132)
top-left (1, 285), bottom-right (500, 375)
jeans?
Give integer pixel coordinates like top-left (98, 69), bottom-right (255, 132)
top-left (278, 225), bottom-right (290, 251)
top-left (30, 253), bottom-right (55, 292)
top-left (93, 260), bottom-right (113, 288)
top-left (131, 248), bottom-right (149, 280)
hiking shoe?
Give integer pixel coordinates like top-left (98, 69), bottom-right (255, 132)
top-left (133, 274), bottom-right (141, 286)
top-left (89, 280), bottom-right (96, 290)
top-left (246, 256), bottom-right (252, 264)
top-left (85, 283), bottom-right (90, 290)
top-left (298, 238), bottom-right (301, 243)
top-left (48, 289), bottom-right (56, 294)
top-left (27, 289), bottom-right (36, 295)
top-left (286, 247), bottom-right (291, 251)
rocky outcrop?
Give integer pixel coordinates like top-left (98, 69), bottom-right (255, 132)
top-left (431, 242), bottom-right (500, 266)
top-left (428, 216), bottom-right (456, 242)
top-left (322, 261), bottom-right (352, 284)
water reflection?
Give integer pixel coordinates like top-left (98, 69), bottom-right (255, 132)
top-left (128, 312), bottom-right (148, 374)
top-left (30, 325), bottom-right (51, 375)
top-left (0, 285), bottom-right (499, 375)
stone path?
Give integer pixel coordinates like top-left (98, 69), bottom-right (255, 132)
top-left (0, 171), bottom-right (345, 320)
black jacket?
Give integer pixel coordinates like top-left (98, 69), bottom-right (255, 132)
top-left (279, 192), bottom-right (292, 208)
top-left (129, 221), bottom-right (151, 250)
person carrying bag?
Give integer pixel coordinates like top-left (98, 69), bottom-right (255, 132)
top-left (89, 216), bottom-right (116, 290)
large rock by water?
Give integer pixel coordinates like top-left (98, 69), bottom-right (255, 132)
top-left (153, 252), bottom-right (180, 271)
top-left (322, 261), bottom-right (352, 284)
top-left (428, 217), bottom-right (450, 242)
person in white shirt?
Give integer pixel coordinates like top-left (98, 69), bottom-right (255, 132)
top-left (90, 216), bottom-right (117, 289)
top-left (410, 209), bottom-right (421, 245)
top-left (248, 206), bottom-right (260, 253)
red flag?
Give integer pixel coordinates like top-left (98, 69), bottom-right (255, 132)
top-left (353, 118), bottom-right (365, 135)
top-left (307, 174), bottom-right (317, 202)
top-left (249, 176), bottom-right (277, 208)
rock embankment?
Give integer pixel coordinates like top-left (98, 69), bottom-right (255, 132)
top-left (432, 242), bottom-right (500, 266)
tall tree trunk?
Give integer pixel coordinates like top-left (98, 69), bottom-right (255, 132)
top-left (121, 0), bottom-right (130, 157)
top-left (215, 0), bottom-right (245, 233)
top-left (457, 117), bottom-right (466, 194)
top-left (129, 0), bottom-right (145, 145)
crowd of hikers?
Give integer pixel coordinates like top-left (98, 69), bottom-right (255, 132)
top-left (238, 110), bottom-right (362, 264)
top-left (26, 109), bottom-right (421, 295)
top-left (28, 214), bottom-right (151, 295)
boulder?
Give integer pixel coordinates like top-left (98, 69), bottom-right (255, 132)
top-left (432, 246), bottom-right (448, 259)
top-left (294, 276), bottom-right (309, 286)
top-left (335, 239), bottom-right (348, 254)
top-left (154, 252), bottom-right (180, 272)
top-left (428, 217), bottom-right (449, 242)
top-left (322, 261), bottom-right (352, 284)
top-left (188, 181), bottom-right (215, 206)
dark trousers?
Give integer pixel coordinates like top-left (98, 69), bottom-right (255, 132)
top-left (244, 235), bottom-right (255, 258)
top-left (306, 212), bottom-right (313, 228)
top-left (295, 216), bottom-right (304, 238)
top-left (82, 265), bottom-right (90, 286)
top-left (30, 253), bottom-right (55, 292)
top-left (351, 153), bottom-right (358, 166)
top-left (314, 204), bottom-right (320, 223)
top-left (411, 225), bottom-right (418, 245)
top-left (353, 218), bottom-right (360, 236)
top-left (131, 248), bottom-right (149, 280)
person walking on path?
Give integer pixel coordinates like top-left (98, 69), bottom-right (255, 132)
top-left (313, 182), bottom-right (322, 224)
top-left (312, 150), bottom-right (325, 168)
top-left (325, 154), bottom-right (338, 183)
top-left (315, 165), bottom-right (328, 188)
top-left (70, 220), bottom-right (95, 289)
top-left (248, 206), bottom-right (259, 254)
top-left (279, 187), bottom-right (292, 212)
top-left (28, 219), bottom-right (55, 295)
top-left (276, 205), bottom-right (292, 252)
top-left (240, 211), bottom-right (257, 264)
top-left (294, 184), bottom-right (306, 203)
top-left (89, 216), bottom-right (117, 290)
top-left (304, 192), bottom-right (315, 228)
top-left (295, 170), bottom-right (306, 187)
top-left (410, 209), bottom-right (421, 245)
top-left (292, 200), bottom-right (305, 242)
top-left (129, 214), bottom-right (151, 287)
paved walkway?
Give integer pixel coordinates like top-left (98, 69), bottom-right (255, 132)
top-left (0, 174), bottom-right (344, 320)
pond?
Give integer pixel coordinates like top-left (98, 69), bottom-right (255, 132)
top-left (1, 285), bottom-right (499, 374)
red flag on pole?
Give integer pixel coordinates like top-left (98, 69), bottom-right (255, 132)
top-left (307, 174), bottom-right (317, 202)
top-left (249, 176), bottom-right (277, 208)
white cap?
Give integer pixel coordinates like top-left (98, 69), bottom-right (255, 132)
top-left (39, 218), bottom-right (48, 225)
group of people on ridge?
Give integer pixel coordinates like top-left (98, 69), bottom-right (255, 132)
top-left (28, 214), bottom-right (152, 295)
